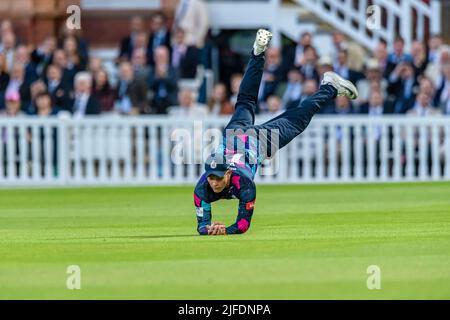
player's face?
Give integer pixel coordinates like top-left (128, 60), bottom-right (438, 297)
top-left (207, 171), bottom-right (231, 193)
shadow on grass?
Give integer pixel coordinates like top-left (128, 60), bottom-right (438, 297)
top-left (47, 234), bottom-right (199, 241)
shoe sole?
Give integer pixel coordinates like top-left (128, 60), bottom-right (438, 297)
top-left (330, 72), bottom-right (358, 99)
top-left (256, 29), bottom-right (272, 47)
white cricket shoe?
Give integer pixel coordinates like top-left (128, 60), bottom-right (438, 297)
top-left (321, 71), bottom-right (359, 100)
top-left (253, 29), bottom-right (272, 56)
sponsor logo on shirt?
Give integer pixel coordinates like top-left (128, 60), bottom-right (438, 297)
top-left (246, 200), bottom-right (255, 210)
top-left (196, 207), bottom-right (204, 218)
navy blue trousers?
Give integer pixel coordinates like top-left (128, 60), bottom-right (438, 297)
top-left (224, 53), bottom-right (337, 156)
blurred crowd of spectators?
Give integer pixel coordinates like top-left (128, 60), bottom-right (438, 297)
top-left (258, 31), bottom-right (450, 117)
top-left (0, 1), bottom-right (449, 119)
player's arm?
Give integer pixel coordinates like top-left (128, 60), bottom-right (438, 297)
top-left (226, 179), bottom-right (256, 235)
top-left (194, 192), bottom-right (212, 235)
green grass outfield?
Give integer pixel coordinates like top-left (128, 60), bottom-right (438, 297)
top-left (0, 182), bottom-right (449, 299)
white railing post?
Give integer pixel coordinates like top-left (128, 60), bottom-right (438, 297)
top-left (401, 0), bottom-right (412, 51)
top-left (445, 125), bottom-right (450, 179)
top-left (430, 0), bottom-right (441, 36)
top-left (6, 123), bottom-right (14, 182)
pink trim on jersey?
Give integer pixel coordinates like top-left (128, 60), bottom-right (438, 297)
top-left (237, 134), bottom-right (248, 143)
top-left (231, 175), bottom-right (241, 190)
top-left (224, 148), bottom-right (237, 155)
top-left (194, 193), bottom-right (201, 207)
top-left (237, 218), bottom-right (250, 233)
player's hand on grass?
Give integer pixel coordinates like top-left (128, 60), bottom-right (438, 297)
top-left (207, 221), bottom-right (226, 235)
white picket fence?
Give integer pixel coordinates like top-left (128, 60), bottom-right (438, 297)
top-left (0, 116), bottom-right (449, 186)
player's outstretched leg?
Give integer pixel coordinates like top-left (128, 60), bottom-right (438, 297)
top-left (224, 29), bottom-right (272, 131)
top-left (253, 72), bottom-right (358, 156)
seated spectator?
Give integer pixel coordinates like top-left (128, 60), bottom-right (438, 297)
top-left (34, 92), bottom-right (58, 117)
top-left (317, 55), bottom-right (334, 79)
top-left (374, 40), bottom-right (388, 76)
top-left (132, 48), bottom-right (151, 82)
top-left (169, 88), bottom-right (208, 117)
top-left (0, 19), bottom-right (13, 38)
top-left (435, 63), bottom-right (450, 115)
top-left (0, 53), bottom-right (10, 109)
top-left (63, 35), bottom-right (87, 72)
top-left (14, 45), bottom-right (38, 85)
top-left (31, 35), bottom-right (56, 77)
top-left (0, 91), bottom-right (24, 117)
top-left (118, 16), bottom-right (146, 62)
top-left (356, 59), bottom-right (388, 107)
top-left (26, 80), bottom-right (48, 114)
top-left (280, 68), bottom-right (303, 110)
top-left (229, 73), bottom-right (242, 107)
top-left (0, 31), bottom-right (16, 72)
top-left (300, 79), bottom-right (318, 101)
top-left (70, 72), bottom-right (100, 117)
top-left (385, 36), bottom-right (413, 78)
top-left (411, 41), bottom-right (428, 78)
top-left (282, 31), bottom-right (312, 75)
top-left (265, 95), bottom-right (283, 117)
top-left (115, 61), bottom-right (149, 115)
top-left (148, 12), bottom-right (172, 66)
top-left (171, 28), bottom-right (199, 79)
top-left (331, 31), bottom-right (366, 72)
top-left (419, 77), bottom-right (436, 101)
top-left (45, 64), bottom-right (71, 111)
top-left (360, 90), bottom-right (394, 115)
top-left (149, 46), bottom-right (178, 114)
top-left (258, 47), bottom-right (283, 105)
top-left (59, 28), bottom-right (89, 67)
top-left (52, 49), bottom-right (76, 89)
top-left (428, 34), bottom-right (444, 65)
top-left (425, 47), bottom-right (450, 86)
top-left (5, 62), bottom-right (32, 113)
top-left (301, 79), bottom-right (333, 114)
top-left (132, 32), bottom-right (150, 63)
top-left (93, 69), bottom-right (116, 113)
top-left (387, 61), bottom-right (419, 113)
top-left (207, 82), bottom-right (233, 115)
top-left (407, 91), bottom-right (441, 116)
top-left (334, 96), bottom-right (353, 115)
top-left (297, 45), bottom-right (319, 83)
top-left (88, 56), bottom-right (103, 75)
top-left (334, 49), bottom-right (364, 85)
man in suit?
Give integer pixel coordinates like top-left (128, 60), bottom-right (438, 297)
top-left (147, 13), bottom-right (172, 66)
top-left (407, 91), bottom-right (441, 116)
top-left (13, 45), bottom-right (39, 85)
top-left (258, 47), bottom-right (283, 108)
top-left (52, 49), bottom-right (77, 90)
top-left (387, 61), bottom-right (419, 114)
top-left (280, 68), bottom-right (303, 111)
top-left (118, 16), bottom-right (146, 62)
top-left (171, 27), bottom-right (199, 79)
top-left (70, 72), bottom-right (100, 117)
top-left (148, 46), bottom-right (178, 114)
top-left (44, 64), bottom-right (71, 111)
top-left (4, 62), bottom-right (33, 113)
top-left (116, 61), bottom-right (149, 115)
top-left (333, 49), bottom-right (364, 85)
top-left (434, 63), bottom-right (450, 115)
top-left (384, 36), bottom-right (413, 78)
top-left (360, 90), bottom-right (394, 115)
top-left (281, 31), bottom-right (313, 78)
